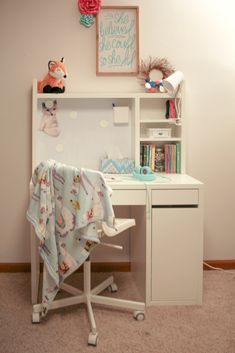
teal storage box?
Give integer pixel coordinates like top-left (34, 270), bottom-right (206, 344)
top-left (101, 159), bottom-right (135, 174)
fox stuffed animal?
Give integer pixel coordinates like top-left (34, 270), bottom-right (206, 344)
top-left (38, 57), bottom-right (67, 93)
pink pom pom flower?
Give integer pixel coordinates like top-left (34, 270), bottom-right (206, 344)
top-left (78, 0), bottom-right (101, 15)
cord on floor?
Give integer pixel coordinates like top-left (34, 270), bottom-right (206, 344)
top-left (203, 261), bottom-right (235, 274)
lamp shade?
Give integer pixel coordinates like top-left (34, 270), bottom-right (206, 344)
top-left (162, 71), bottom-right (184, 93)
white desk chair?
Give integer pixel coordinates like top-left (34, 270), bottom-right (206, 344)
top-left (32, 218), bottom-right (145, 346)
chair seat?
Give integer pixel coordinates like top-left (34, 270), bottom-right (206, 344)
top-left (102, 218), bottom-right (136, 237)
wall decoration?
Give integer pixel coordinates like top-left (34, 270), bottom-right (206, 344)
top-left (78, 0), bottom-right (101, 28)
top-left (55, 144), bottom-right (64, 153)
top-left (80, 14), bottom-right (95, 27)
top-left (69, 111), bottom-right (78, 119)
top-left (139, 57), bottom-right (175, 92)
top-left (39, 100), bottom-right (60, 137)
top-left (96, 6), bottom-right (139, 75)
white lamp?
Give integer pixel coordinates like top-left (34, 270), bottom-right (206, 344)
top-left (162, 71), bottom-right (184, 122)
top-left (162, 71), bottom-right (184, 93)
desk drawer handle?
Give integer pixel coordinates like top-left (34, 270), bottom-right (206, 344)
top-left (152, 205), bottom-right (198, 208)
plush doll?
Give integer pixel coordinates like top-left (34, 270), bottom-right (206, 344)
top-left (39, 100), bottom-right (60, 137)
top-left (38, 57), bottom-right (67, 93)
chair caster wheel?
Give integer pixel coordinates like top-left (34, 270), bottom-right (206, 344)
top-left (108, 283), bottom-right (118, 292)
top-left (88, 332), bottom-right (98, 346)
top-left (133, 311), bottom-right (145, 321)
top-left (32, 311), bottom-right (41, 324)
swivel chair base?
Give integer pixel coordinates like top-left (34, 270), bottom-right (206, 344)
top-left (32, 259), bottom-right (145, 346)
top-left (32, 218), bottom-right (146, 346)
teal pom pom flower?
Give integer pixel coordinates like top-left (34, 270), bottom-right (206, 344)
top-left (78, 0), bottom-right (101, 15)
top-left (80, 14), bottom-right (95, 27)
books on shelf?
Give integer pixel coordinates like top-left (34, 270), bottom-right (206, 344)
top-left (140, 143), bottom-right (181, 173)
top-left (176, 143), bottom-right (181, 173)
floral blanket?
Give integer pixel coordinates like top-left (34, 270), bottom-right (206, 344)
top-left (27, 160), bottom-right (114, 314)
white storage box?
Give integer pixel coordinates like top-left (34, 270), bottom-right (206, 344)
top-left (147, 128), bottom-right (171, 138)
top-left (113, 106), bottom-right (129, 124)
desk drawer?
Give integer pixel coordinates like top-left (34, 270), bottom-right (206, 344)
top-left (152, 189), bottom-right (199, 206)
top-left (111, 189), bottom-right (146, 205)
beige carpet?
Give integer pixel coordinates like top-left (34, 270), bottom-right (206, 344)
top-left (0, 271), bottom-right (234, 353)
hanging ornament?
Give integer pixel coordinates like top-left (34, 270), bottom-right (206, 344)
top-left (139, 57), bottom-right (175, 93)
top-left (78, 0), bottom-right (101, 27)
top-left (80, 14), bottom-right (95, 28)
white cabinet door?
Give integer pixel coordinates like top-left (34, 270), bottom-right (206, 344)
top-left (151, 206), bottom-right (203, 305)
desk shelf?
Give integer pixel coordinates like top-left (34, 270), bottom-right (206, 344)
top-left (138, 92), bottom-right (184, 173)
top-left (37, 92), bottom-right (180, 100)
top-left (140, 137), bottom-right (182, 142)
top-left (140, 119), bottom-right (181, 125)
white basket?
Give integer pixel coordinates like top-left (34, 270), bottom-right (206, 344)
top-left (147, 128), bottom-right (171, 138)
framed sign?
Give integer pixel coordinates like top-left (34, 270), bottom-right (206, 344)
top-left (96, 6), bottom-right (139, 75)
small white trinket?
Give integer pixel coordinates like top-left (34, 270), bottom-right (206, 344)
top-left (55, 144), bottom-right (64, 152)
top-left (69, 111), bottom-right (78, 119)
top-left (45, 100), bottom-right (54, 109)
top-left (100, 119), bottom-right (109, 128)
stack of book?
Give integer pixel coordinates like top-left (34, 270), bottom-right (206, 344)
top-left (164, 143), bottom-right (181, 173)
top-left (140, 143), bottom-right (181, 173)
top-left (140, 144), bottom-right (155, 171)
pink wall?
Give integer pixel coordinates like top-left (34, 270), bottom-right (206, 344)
top-left (1, 0), bottom-right (235, 262)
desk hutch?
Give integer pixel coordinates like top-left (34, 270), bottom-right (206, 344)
top-left (31, 80), bottom-right (203, 306)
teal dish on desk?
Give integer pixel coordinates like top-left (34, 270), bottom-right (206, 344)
top-left (132, 171), bottom-right (157, 181)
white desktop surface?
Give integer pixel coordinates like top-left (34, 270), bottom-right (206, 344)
top-left (105, 173), bottom-right (203, 189)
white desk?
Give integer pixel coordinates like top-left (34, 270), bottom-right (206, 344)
top-left (31, 173), bottom-right (203, 306)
